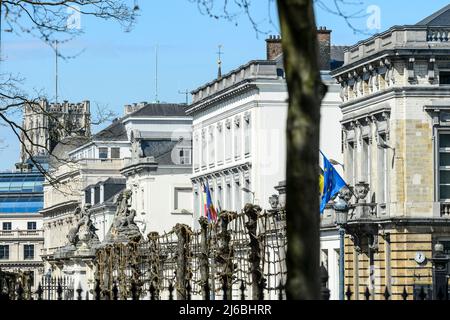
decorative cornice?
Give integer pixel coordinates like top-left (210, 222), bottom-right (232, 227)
top-left (186, 83), bottom-right (259, 115)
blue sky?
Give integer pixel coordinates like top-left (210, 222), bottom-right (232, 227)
top-left (0, 0), bottom-right (449, 169)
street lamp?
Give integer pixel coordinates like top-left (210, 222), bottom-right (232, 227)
top-left (334, 194), bottom-right (349, 301)
top-left (431, 243), bottom-right (450, 300)
top-left (241, 187), bottom-right (255, 204)
top-left (329, 159), bottom-right (345, 171)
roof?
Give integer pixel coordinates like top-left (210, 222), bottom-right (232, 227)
top-left (141, 140), bottom-right (179, 165)
top-left (331, 46), bottom-right (348, 63)
top-left (50, 135), bottom-right (91, 167)
top-left (127, 103), bottom-right (189, 118)
top-left (92, 119), bottom-right (128, 142)
top-left (84, 177), bottom-right (126, 191)
top-left (416, 4), bottom-right (450, 26)
top-left (90, 103), bottom-right (189, 143)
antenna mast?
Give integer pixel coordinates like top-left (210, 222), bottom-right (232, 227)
top-left (155, 45), bottom-right (159, 103)
top-left (55, 40), bottom-right (59, 104)
top-left (178, 89), bottom-right (189, 105)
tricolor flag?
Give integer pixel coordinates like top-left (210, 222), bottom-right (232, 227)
top-left (203, 182), bottom-right (218, 223)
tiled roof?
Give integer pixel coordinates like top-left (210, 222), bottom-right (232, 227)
top-left (93, 119), bottom-right (128, 141)
top-left (416, 4), bottom-right (450, 26)
top-left (128, 103), bottom-right (189, 118)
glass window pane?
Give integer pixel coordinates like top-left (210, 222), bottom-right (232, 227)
top-left (441, 134), bottom-right (450, 148)
top-left (441, 153), bottom-right (450, 167)
top-left (441, 171), bottom-right (450, 184)
top-left (99, 148), bottom-right (108, 159)
top-left (441, 185), bottom-right (450, 200)
top-left (111, 148), bottom-right (120, 159)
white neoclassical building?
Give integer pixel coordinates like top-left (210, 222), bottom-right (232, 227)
top-left (188, 58), bottom-right (288, 229)
top-left (189, 31), bottom-right (347, 299)
top-left (188, 32), bottom-right (345, 227)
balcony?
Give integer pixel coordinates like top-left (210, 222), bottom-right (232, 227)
top-left (440, 203), bottom-right (450, 217)
top-left (0, 229), bottom-right (44, 239)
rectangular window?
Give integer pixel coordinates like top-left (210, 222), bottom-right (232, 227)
top-left (174, 188), bottom-right (192, 213)
top-left (99, 147), bottom-right (108, 159)
top-left (440, 72), bottom-right (450, 85)
top-left (217, 185), bottom-right (223, 210)
top-left (234, 118), bottom-right (242, 160)
top-left (193, 135), bottom-right (199, 170)
top-left (225, 123), bottom-right (232, 162)
top-left (378, 134), bottom-right (388, 204)
top-left (0, 245), bottom-right (9, 260)
top-left (111, 148), bottom-right (120, 159)
top-left (2, 222), bottom-right (11, 231)
top-left (209, 127), bottom-right (215, 166)
top-left (347, 142), bottom-right (355, 186)
top-left (24, 244), bottom-right (34, 260)
top-left (217, 125), bottom-right (224, 164)
top-left (245, 117), bottom-right (251, 156)
top-left (439, 133), bottom-right (450, 200)
top-left (194, 190), bottom-right (200, 217)
top-left (226, 182), bottom-right (232, 211)
top-left (234, 180), bottom-right (241, 211)
top-left (27, 222), bottom-right (37, 230)
top-left (179, 148), bottom-right (192, 165)
top-left (362, 137), bottom-right (370, 184)
top-left (201, 132), bottom-right (207, 168)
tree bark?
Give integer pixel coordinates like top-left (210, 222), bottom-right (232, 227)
top-left (277, 0), bottom-right (326, 300)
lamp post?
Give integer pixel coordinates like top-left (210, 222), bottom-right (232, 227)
top-left (431, 243), bottom-right (450, 300)
top-left (329, 159), bottom-right (345, 171)
top-left (334, 194), bottom-right (349, 301)
top-left (242, 187), bottom-right (255, 204)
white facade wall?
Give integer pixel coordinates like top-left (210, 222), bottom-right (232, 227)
top-left (91, 209), bottom-right (116, 242)
top-left (70, 142), bottom-right (131, 161)
top-left (320, 232), bottom-right (340, 300)
top-left (126, 171), bottom-right (193, 234)
top-left (123, 118), bottom-right (192, 138)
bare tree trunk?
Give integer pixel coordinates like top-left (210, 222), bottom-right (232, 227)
top-left (277, 0), bottom-right (326, 300)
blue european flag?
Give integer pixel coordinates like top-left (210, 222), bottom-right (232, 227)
top-left (320, 151), bottom-right (347, 213)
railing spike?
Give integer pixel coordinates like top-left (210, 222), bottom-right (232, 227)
top-left (401, 286), bottom-right (409, 301)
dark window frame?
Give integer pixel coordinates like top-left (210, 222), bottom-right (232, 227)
top-left (440, 71), bottom-right (450, 85)
top-left (24, 244), bottom-right (34, 260)
top-left (2, 222), bottom-right (12, 231)
top-left (110, 147), bottom-right (120, 159)
top-left (27, 222), bottom-right (37, 230)
top-left (98, 147), bottom-right (109, 159)
top-left (0, 245), bottom-right (9, 260)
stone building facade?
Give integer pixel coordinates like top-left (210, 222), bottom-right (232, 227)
top-left (20, 100), bottom-right (91, 163)
top-left (327, 5), bottom-right (450, 300)
top-left (0, 166), bottom-right (45, 289)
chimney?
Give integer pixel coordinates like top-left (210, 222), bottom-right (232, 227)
top-left (266, 35), bottom-right (283, 60)
top-left (317, 26), bottom-right (331, 71)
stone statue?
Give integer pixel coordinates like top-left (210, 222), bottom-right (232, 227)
top-left (131, 132), bottom-right (144, 159)
top-left (67, 207), bottom-right (82, 246)
top-left (106, 190), bottom-right (142, 243)
top-left (66, 204), bottom-right (99, 248)
top-left (269, 194), bottom-right (279, 210)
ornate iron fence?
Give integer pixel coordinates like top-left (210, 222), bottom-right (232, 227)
top-left (94, 205), bottom-right (287, 300)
